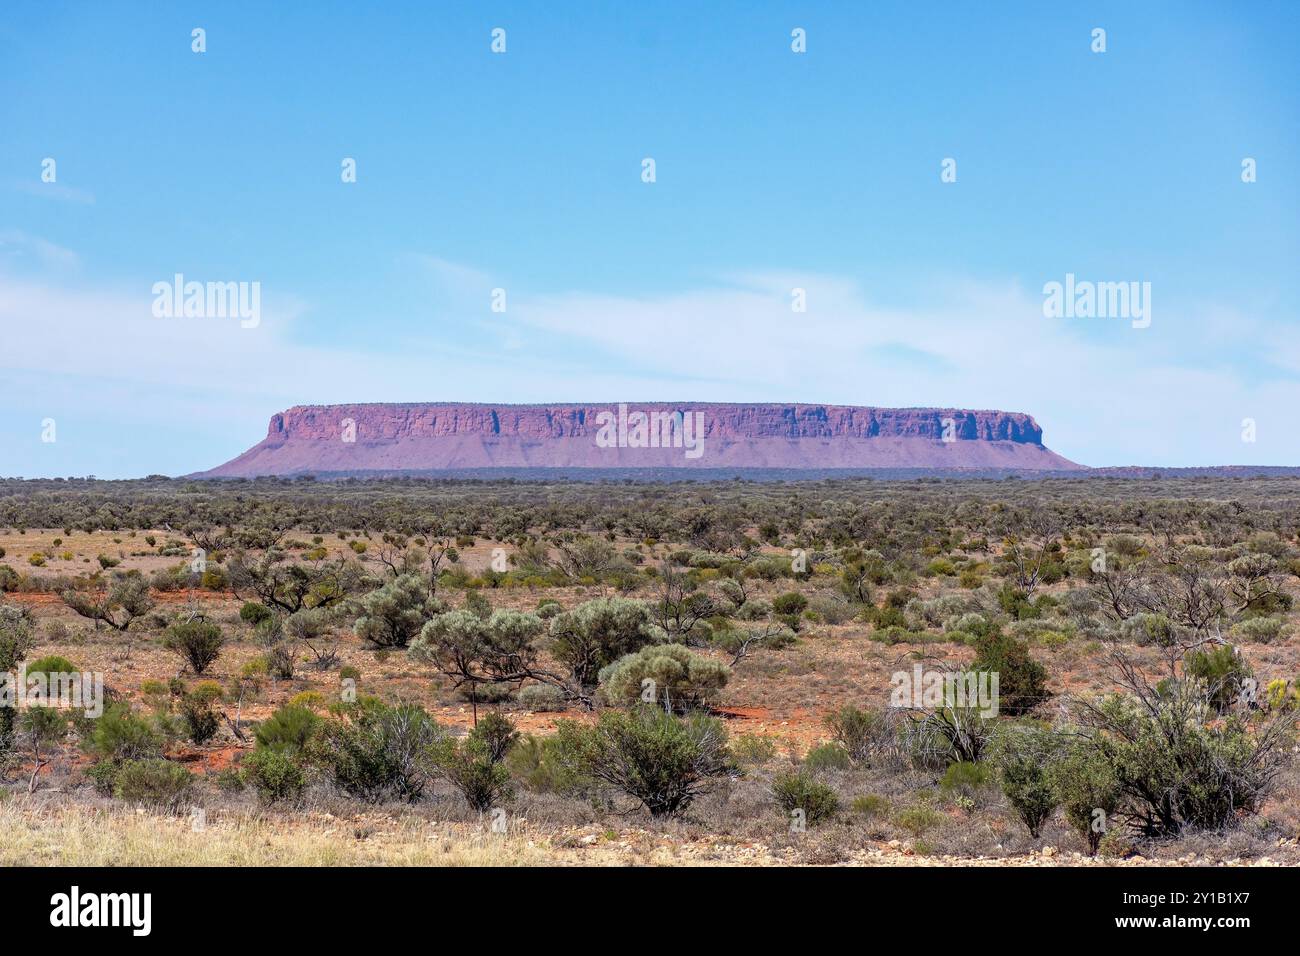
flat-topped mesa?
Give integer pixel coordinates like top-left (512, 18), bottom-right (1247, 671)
top-left (264, 403), bottom-right (1045, 444)
top-left (197, 402), bottom-right (1082, 477)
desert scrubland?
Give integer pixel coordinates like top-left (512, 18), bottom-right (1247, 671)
top-left (2, 475), bottom-right (1298, 866)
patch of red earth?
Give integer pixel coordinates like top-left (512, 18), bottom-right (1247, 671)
top-left (712, 704), bottom-right (825, 751)
top-left (170, 746), bottom-right (242, 774)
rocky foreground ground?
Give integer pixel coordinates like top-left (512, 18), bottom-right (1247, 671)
top-left (3, 802), bottom-right (1295, 867)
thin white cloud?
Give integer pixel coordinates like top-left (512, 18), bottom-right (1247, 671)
top-left (0, 230), bottom-right (80, 270)
top-left (0, 252), bottom-right (1296, 471)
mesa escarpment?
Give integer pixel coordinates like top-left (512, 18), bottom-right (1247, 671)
top-left (194, 402), bottom-right (1084, 477)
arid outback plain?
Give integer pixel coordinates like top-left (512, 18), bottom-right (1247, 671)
top-left (3, 472), bottom-right (1299, 867)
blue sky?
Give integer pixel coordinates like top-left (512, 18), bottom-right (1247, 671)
top-left (1, 1), bottom-right (1297, 477)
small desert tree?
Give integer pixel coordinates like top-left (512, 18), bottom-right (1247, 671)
top-left (60, 574), bottom-right (154, 632)
top-left (1079, 607), bottom-right (1297, 837)
top-left (551, 534), bottom-right (621, 579)
top-left (354, 574), bottom-right (441, 649)
top-left (410, 607), bottom-right (566, 716)
top-left (712, 618), bottom-right (795, 666)
top-left (547, 597), bottom-right (657, 690)
top-left (228, 548), bottom-right (360, 614)
top-left (17, 707), bottom-right (67, 793)
top-left (653, 561), bottom-right (716, 642)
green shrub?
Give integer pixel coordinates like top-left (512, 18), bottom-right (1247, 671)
top-left (25, 654), bottom-right (77, 676)
top-left (546, 596), bottom-right (656, 689)
top-left (431, 740), bottom-right (513, 811)
top-left (1077, 685), bottom-right (1286, 836)
top-left (112, 758), bottom-right (193, 809)
top-left (1184, 644), bottom-right (1253, 713)
top-left (895, 801), bottom-right (943, 836)
top-left (553, 707), bottom-right (733, 818)
top-left (85, 759), bottom-right (120, 795)
top-left (85, 704), bottom-right (160, 763)
top-left (839, 553), bottom-right (885, 602)
top-left (731, 732), bottom-right (778, 765)
top-left (996, 584), bottom-right (1039, 620)
top-left (825, 705), bottom-right (886, 763)
top-left (772, 771), bottom-right (839, 826)
top-left (1051, 744), bottom-right (1121, 855)
top-left (597, 643), bottom-right (729, 712)
top-left (1231, 616), bottom-right (1284, 644)
top-left (179, 683), bottom-right (223, 745)
top-left (939, 760), bottom-right (993, 801)
top-left (518, 683), bottom-right (566, 712)
top-left (803, 741), bottom-right (851, 772)
top-left (309, 700), bottom-right (440, 803)
top-left (947, 612), bottom-right (991, 638)
top-left (239, 601), bottom-right (273, 625)
top-left (971, 631), bottom-right (1049, 716)
top-left (992, 724), bottom-right (1062, 838)
top-left (771, 592), bottom-right (808, 616)
top-left (851, 793), bottom-right (890, 817)
top-left (163, 620), bottom-right (225, 674)
top-left (354, 574), bottom-right (441, 649)
top-left (429, 716), bottom-right (515, 811)
top-left (927, 558), bottom-right (957, 577)
top-left (868, 605), bottom-right (907, 630)
top-left (505, 734), bottom-right (591, 795)
top-left (254, 704), bottom-right (321, 754)
top-left (468, 712), bottom-right (519, 764)
top-left (869, 625), bottom-right (933, 645)
top-left (242, 747), bottom-right (307, 804)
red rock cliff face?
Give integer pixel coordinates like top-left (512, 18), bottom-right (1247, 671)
top-left (196, 402), bottom-right (1083, 476)
top-left (263, 404), bottom-right (1045, 444)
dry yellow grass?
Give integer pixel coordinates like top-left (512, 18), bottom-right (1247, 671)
top-left (2, 801), bottom-right (1254, 867)
top-left (0, 802), bottom-right (558, 867)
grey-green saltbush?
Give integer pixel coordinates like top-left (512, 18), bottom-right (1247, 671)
top-left (518, 683), bottom-right (566, 712)
top-left (598, 643), bottom-right (729, 712)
